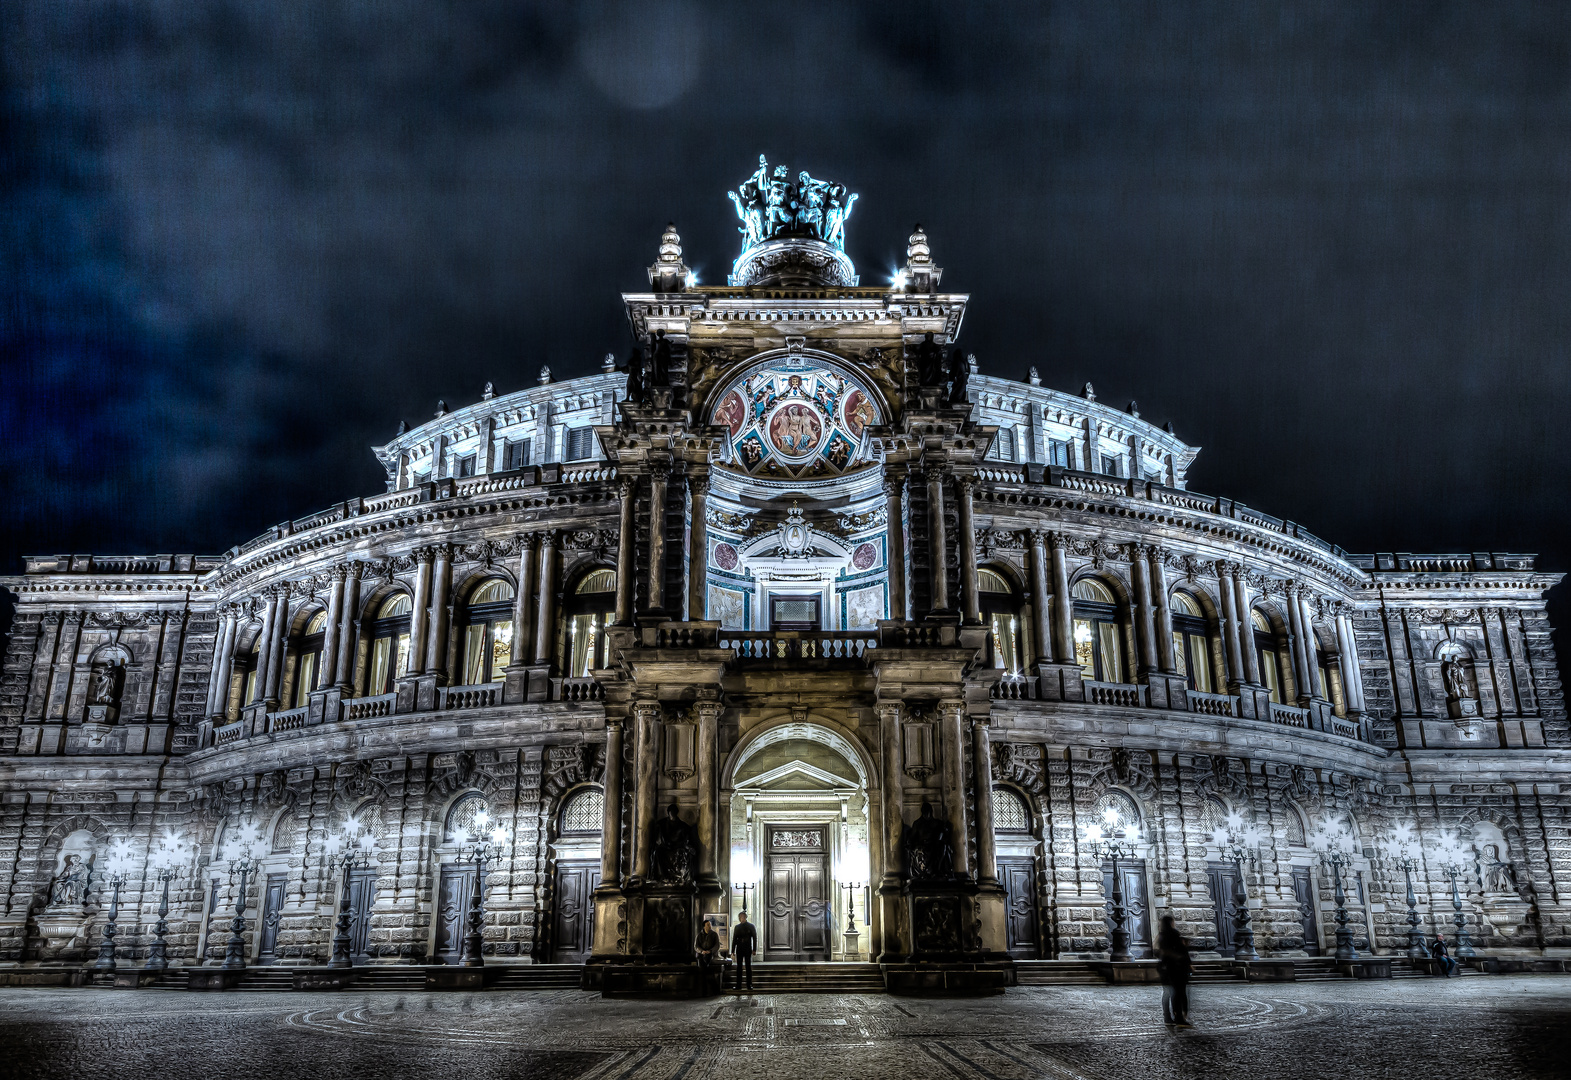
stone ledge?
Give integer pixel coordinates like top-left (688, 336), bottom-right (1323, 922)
top-left (881, 961), bottom-right (1016, 995)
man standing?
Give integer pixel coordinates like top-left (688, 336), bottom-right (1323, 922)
top-left (731, 910), bottom-right (757, 991)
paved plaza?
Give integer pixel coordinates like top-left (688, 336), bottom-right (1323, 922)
top-left (1, 976), bottom-right (1567, 1080)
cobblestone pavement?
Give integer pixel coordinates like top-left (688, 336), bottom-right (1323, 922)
top-left (2, 976), bottom-right (1567, 1080)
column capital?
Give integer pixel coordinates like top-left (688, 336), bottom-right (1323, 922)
top-left (329, 564), bottom-right (352, 583)
top-left (518, 531), bottom-right (540, 552)
top-left (1028, 528), bottom-right (1049, 547)
top-left (875, 701), bottom-right (904, 723)
top-left (881, 474), bottom-right (905, 499)
top-left (632, 699), bottom-right (663, 724)
top-left (687, 473), bottom-right (709, 497)
top-left (954, 474), bottom-right (976, 496)
top-left (412, 546), bottom-right (436, 565)
top-left (605, 716), bottom-right (625, 733)
top-left (649, 462), bottom-right (670, 483)
top-left (618, 475), bottom-right (638, 498)
top-left (431, 541), bottom-right (454, 560)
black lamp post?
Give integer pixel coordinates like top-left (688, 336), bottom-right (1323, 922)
top-left (1430, 831), bottom-right (1477, 959)
top-left (1211, 811), bottom-right (1267, 961)
top-left (457, 811), bottom-right (510, 968)
top-left (92, 838), bottom-right (138, 972)
top-left (1085, 807), bottom-right (1142, 962)
top-left (1309, 816), bottom-right (1359, 961)
top-left (324, 817), bottom-right (376, 968)
top-left (219, 821), bottom-right (268, 970)
top-left (144, 829), bottom-right (192, 971)
top-left (1382, 823), bottom-right (1429, 961)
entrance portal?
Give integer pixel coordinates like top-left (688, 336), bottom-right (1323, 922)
top-left (763, 825), bottom-right (830, 960)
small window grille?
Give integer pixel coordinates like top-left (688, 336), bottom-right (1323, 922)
top-left (446, 793), bottom-right (491, 842)
top-left (566, 427), bottom-right (596, 461)
top-left (992, 788), bottom-right (1030, 832)
top-left (505, 439), bottom-right (531, 471)
top-left (561, 789), bottom-right (604, 834)
top-left (1285, 809), bottom-right (1307, 847)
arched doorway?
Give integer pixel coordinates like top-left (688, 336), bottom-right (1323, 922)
top-left (550, 787), bottom-right (604, 962)
top-left (724, 720), bottom-right (873, 962)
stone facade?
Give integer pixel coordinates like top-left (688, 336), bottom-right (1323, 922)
top-left (1, 181), bottom-right (1567, 976)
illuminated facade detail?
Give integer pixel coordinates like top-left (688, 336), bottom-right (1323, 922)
top-left (0, 165), bottom-right (1566, 986)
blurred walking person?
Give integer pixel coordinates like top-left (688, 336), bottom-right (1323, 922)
top-left (1156, 915), bottom-right (1193, 1028)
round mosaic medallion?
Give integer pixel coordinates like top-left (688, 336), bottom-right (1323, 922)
top-left (765, 401), bottom-right (825, 459)
top-left (852, 542), bottom-right (877, 570)
top-left (713, 542), bottom-right (739, 570)
top-left (842, 388), bottom-right (875, 439)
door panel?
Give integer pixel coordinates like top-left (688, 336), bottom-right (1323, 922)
top-left (1207, 865), bottom-right (1239, 956)
top-left (1000, 858), bottom-right (1038, 958)
top-left (1291, 866), bottom-right (1321, 955)
top-left (1101, 860), bottom-right (1152, 958)
top-left (763, 826), bottom-right (829, 960)
top-left (347, 868), bottom-right (377, 963)
top-left (797, 857), bottom-right (828, 953)
top-left (257, 873), bottom-right (287, 963)
top-left (766, 863), bottom-right (796, 955)
top-left (551, 862), bottom-right (600, 962)
top-left (435, 864), bottom-right (475, 965)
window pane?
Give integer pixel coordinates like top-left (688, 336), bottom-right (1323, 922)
top-left (378, 593), bottom-right (412, 618)
top-left (369, 637), bottom-right (391, 696)
top-left (294, 653), bottom-right (316, 708)
top-left (992, 788), bottom-right (1029, 831)
top-left (492, 620), bottom-right (512, 679)
top-left (1261, 650), bottom-right (1280, 703)
top-left (1328, 666), bottom-right (1345, 716)
top-left (394, 632), bottom-right (410, 680)
top-left (1171, 632), bottom-right (1187, 678)
top-left (1073, 618), bottom-right (1095, 677)
top-left (464, 624), bottom-right (487, 686)
top-left (1189, 634), bottom-right (1212, 693)
top-left (570, 614), bottom-right (599, 677)
top-left (562, 789), bottom-right (604, 833)
top-left (991, 614), bottom-right (1019, 675)
top-left (1317, 664), bottom-right (1330, 700)
top-left (244, 669), bottom-right (257, 707)
top-left (1098, 621), bottom-right (1123, 683)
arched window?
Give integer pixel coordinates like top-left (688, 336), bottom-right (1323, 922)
top-left (1092, 789), bottom-right (1141, 831)
top-left (445, 793), bottom-right (491, 843)
top-left (1284, 806), bottom-right (1307, 847)
top-left (1251, 609), bottom-right (1285, 704)
top-left (565, 569), bottom-right (616, 678)
top-left (291, 609), bottom-right (329, 708)
top-left (367, 593), bottom-right (412, 697)
top-left (461, 578), bottom-right (515, 685)
top-left (1169, 591), bottom-right (1213, 694)
top-left (1072, 578), bottom-right (1124, 683)
top-left (559, 788), bottom-right (605, 835)
top-left (1313, 629), bottom-right (1346, 715)
top-left (1200, 796), bottom-right (1227, 840)
top-left (237, 632), bottom-right (261, 709)
top-left (992, 787), bottom-right (1030, 833)
top-left (979, 569), bottom-right (1023, 675)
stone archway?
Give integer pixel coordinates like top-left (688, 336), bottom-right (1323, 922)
top-left (725, 720), bottom-right (874, 961)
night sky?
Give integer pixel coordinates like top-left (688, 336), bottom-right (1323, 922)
top-left (5, 3), bottom-right (1569, 656)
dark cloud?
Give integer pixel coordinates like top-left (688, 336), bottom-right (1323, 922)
top-left (4, 0), bottom-right (1569, 661)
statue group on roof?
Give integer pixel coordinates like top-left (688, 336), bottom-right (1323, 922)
top-left (729, 155), bottom-right (858, 251)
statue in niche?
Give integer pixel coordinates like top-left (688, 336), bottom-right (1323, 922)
top-left (623, 348), bottom-right (645, 404)
top-left (89, 662), bottom-right (122, 706)
top-left (651, 330), bottom-right (673, 388)
top-left (904, 800), bottom-right (956, 882)
top-left (1441, 656), bottom-right (1471, 701)
top-left (947, 348), bottom-right (970, 408)
top-left (910, 332), bottom-right (946, 387)
top-left (650, 802), bottom-right (697, 886)
top-left (1482, 843), bottom-right (1518, 894)
top-left (49, 854), bottom-right (89, 908)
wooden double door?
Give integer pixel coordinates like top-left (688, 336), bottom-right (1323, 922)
top-left (1207, 863), bottom-right (1242, 956)
top-left (764, 825), bottom-right (830, 960)
top-left (1101, 859), bottom-right (1153, 958)
top-left (551, 862), bottom-right (601, 962)
top-left (435, 864), bottom-right (476, 965)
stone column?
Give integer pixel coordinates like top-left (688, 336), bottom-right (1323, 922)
top-left (971, 716), bottom-right (997, 886)
top-left (509, 534), bottom-right (538, 667)
top-left (647, 464), bottom-right (669, 614)
top-left (407, 550), bottom-right (433, 675)
top-left (334, 567), bottom-right (360, 690)
top-left (601, 718), bottom-right (624, 889)
top-left (320, 568), bottom-right (346, 694)
top-left (1335, 610), bottom-right (1364, 713)
top-left (207, 611), bottom-right (237, 717)
top-left (425, 544), bottom-right (453, 680)
top-left (687, 474), bottom-right (709, 622)
top-left (926, 468), bottom-right (949, 612)
top-left (614, 477), bottom-right (637, 625)
top-left (1150, 549), bottom-right (1176, 672)
top-left (956, 476), bottom-right (980, 625)
top-left (1217, 565), bottom-right (1245, 685)
top-left (695, 699), bottom-right (721, 888)
top-left (1028, 530), bottom-right (1053, 665)
top-left (1235, 572), bottom-right (1262, 685)
top-left (1285, 585), bottom-right (1314, 700)
top-left (630, 700), bottom-right (662, 885)
top-left (534, 532), bottom-right (558, 666)
top-left (1049, 533), bottom-right (1074, 663)
top-left (883, 475), bottom-right (907, 621)
top-left (1131, 550), bottom-right (1158, 675)
top-left (939, 700), bottom-right (970, 877)
top-left (264, 589), bottom-right (291, 706)
top-left (877, 702), bottom-right (905, 889)
top-left (1297, 590), bottom-right (1322, 697)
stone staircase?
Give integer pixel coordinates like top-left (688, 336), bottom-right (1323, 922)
top-left (489, 964), bottom-right (586, 990)
top-left (354, 966), bottom-right (428, 990)
top-left (1013, 961), bottom-right (1107, 986)
top-left (725, 962), bottom-right (887, 994)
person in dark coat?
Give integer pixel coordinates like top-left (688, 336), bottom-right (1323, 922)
top-left (696, 919), bottom-right (720, 969)
top-left (730, 910), bottom-right (757, 990)
top-left (1432, 933), bottom-right (1456, 977)
top-left (1156, 914), bottom-right (1193, 1028)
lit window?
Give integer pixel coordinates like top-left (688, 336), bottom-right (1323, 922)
top-left (462, 578), bottom-right (516, 685)
top-left (979, 569), bottom-right (1023, 675)
top-left (1169, 591), bottom-right (1212, 694)
top-left (367, 593), bottom-right (413, 696)
top-left (1252, 609), bottom-right (1284, 703)
top-left (565, 569), bottom-right (616, 677)
top-left (1071, 578), bottom-right (1124, 683)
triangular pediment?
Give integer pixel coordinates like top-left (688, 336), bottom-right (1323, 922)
top-left (735, 759), bottom-right (857, 793)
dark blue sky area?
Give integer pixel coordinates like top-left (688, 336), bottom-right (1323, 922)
top-left (4, 3), bottom-right (1569, 631)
